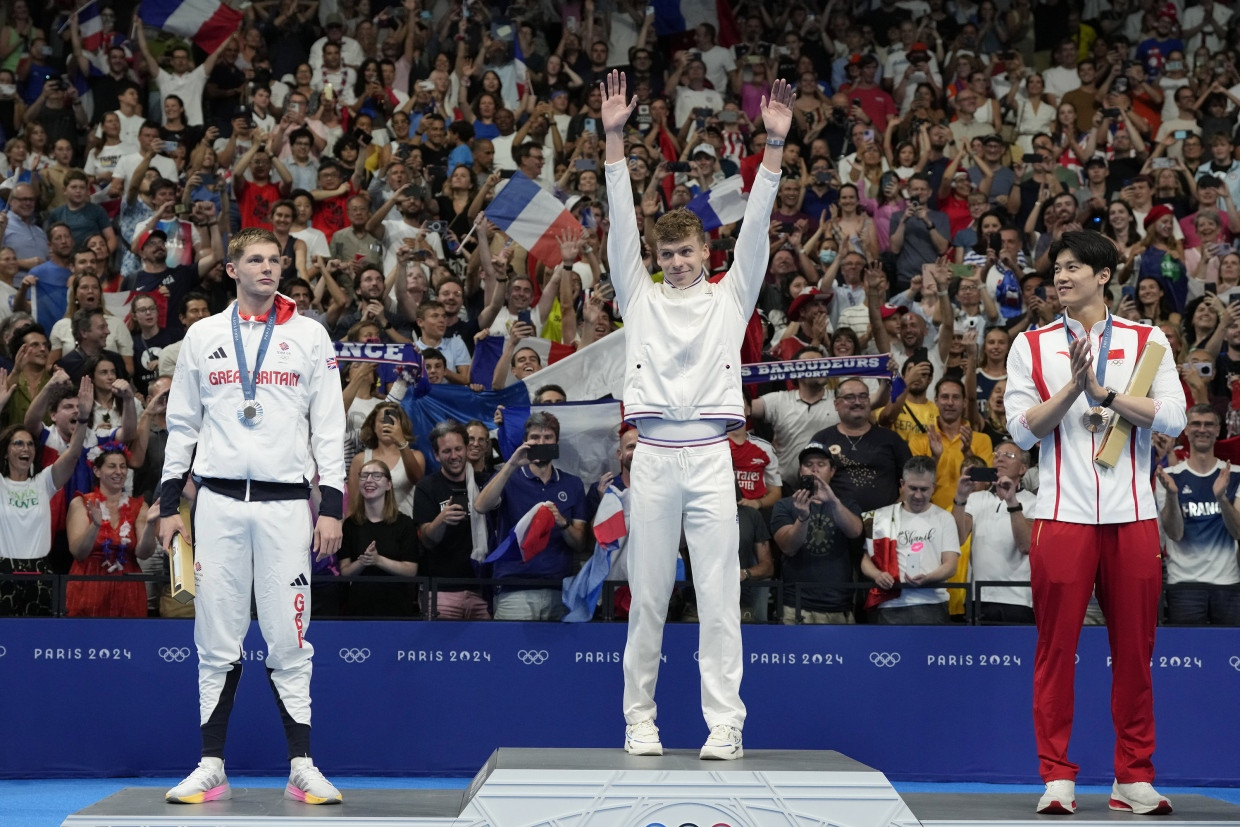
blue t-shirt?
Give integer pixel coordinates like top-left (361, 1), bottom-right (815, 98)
top-left (493, 465), bottom-right (586, 583)
top-left (48, 202), bottom-right (112, 247)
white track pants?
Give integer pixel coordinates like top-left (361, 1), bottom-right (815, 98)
top-left (193, 487), bottom-right (315, 728)
top-left (621, 440), bottom-right (745, 730)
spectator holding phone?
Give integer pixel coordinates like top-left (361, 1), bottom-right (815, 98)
top-left (473, 411), bottom-right (587, 620)
top-left (770, 442), bottom-right (863, 624)
top-left (951, 441), bottom-right (1036, 623)
top-left (346, 401), bottom-right (425, 518)
top-left (414, 420), bottom-right (493, 620)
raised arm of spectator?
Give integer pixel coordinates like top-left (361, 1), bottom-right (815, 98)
top-left (864, 260), bottom-right (892, 354)
top-left (938, 144), bottom-right (968, 202)
top-left (473, 441), bottom-right (531, 513)
top-left (126, 143), bottom-right (158, 204)
top-left (51, 378), bottom-right (96, 490)
top-left (201, 30), bottom-right (235, 79)
top-left (197, 212), bottom-right (223, 276)
top-left (68, 13), bottom-right (93, 77)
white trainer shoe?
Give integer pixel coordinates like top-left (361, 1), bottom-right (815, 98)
top-left (1110, 781), bottom-right (1173, 815)
top-left (1035, 779), bottom-right (1077, 814)
top-left (624, 720), bottom-right (663, 756)
top-left (285, 756), bottom-right (342, 804)
top-left (699, 724), bottom-right (743, 760)
top-left (166, 758), bottom-right (231, 804)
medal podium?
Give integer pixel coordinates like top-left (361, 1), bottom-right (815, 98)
top-left (61, 748), bottom-right (1240, 827)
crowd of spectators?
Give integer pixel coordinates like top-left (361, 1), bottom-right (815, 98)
top-left (1, 0), bottom-right (1239, 625)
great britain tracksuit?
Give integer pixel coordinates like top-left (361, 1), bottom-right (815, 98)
top-left (159, 293), bottom-right (346, 759)
top-left (1005, 313), bottom-right (1184, 784)
top-left (605, 159), bottom-right (781, 732)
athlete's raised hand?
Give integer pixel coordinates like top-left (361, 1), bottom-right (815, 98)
top-left (759, 78), bottom-right (795, 142)
top-left (600, 70), bottom-right (636, 135)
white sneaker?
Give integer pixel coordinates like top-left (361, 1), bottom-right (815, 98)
top-left (1110, 781), bottom-right (1173, 815)
top-left (1035, 779), bottom-right (1076, 814)
top-left (285, 756), bottom-right (342, 804)
top-left (699, 724), bottom-right (743, 760)
top-left (624, 720), bottom-right (663, 756)
top-left (166, 758), bottom-right (231, 804)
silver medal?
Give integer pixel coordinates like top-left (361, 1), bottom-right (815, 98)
top-left (237, 400), bottom-right (264, 427)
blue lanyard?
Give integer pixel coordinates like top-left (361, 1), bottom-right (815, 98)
top-left (231, 304), bottom-right (277, 402)
top-left (1064, 312), bottom-right (1112, 406)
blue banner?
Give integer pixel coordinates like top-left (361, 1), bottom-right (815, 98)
top-left (334, 340), bottom-right (425, 370)
top-left (1, 620), bottom-right (1238, 783)
top-left (741, 355), bottom-right (892, 384)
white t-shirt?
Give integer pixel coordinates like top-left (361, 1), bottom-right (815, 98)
top-left (0, 468), bottom-right (59, 559)
top-left (155, 66), bottom-right (209, 126)
top-left (380, 218), bottom-right (444, 279)
top-left (49, 313), bottom-right (134, 358)
top-left (111, 152), bottom-right (179, 194)
top-left (699, 44), bottom-right (736, 95)
top-left (866, 502), bottom-right (960, 607)
top-left (84, 141), bottom-right (139, 180)
top-left (965, 488), bottom-right (1037, 608)
top-left (757, 388), bottom-right (840, 483)
top-left (293, 226), bottom-right (331, 260)
top-left (1042, 66), bottom-right (1081, 101)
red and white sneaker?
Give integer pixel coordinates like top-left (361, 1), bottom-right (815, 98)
top-left (1036, 779), bottom-right (1077, 814)
top-left (166, 758), bottom-right (231, 804)
top-left (1110, 781), bottom-right (1173, 815)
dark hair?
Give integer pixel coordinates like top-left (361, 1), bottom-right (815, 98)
top-left (934, 376), bottom-right (967, 398)
top-left (533, 384), bottom-right (567, 402)
top-left (282, 276), bottom-right (312, 295)
top-left (1047, 230), bottom-right (1118, 285)
top-left (420, 346), bottom-right (446, 365)
top-left (288, 127), bottom-right (314, 148)
top-left (512, 141), bottom-right (543, 167)
top-left (970, 211), bottom-right (1008, 256)
top-left (46, 382), bottom-right (78, 416)
top-left (0, 425), bottom-right (41, 478)
top-left (448, 120), bottom-right (475, 142)
top-left (178, 291), bottom-right (210, 318)
top-left (7, 320), bottom-right (46, 359)
top-left (1103, 200), bottom-right (1141, 246)
top-left (523, 411), bottom-right (560, 440)
top-left (429, 419), bottom-right (469, 454)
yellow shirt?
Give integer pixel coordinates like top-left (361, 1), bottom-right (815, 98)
top-left (891, 399), bottom-right (939, 443)
top-left (907, 427), bottom-right (995, 512)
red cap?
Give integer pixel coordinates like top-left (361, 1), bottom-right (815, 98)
top-left (1143, 204), bottom-right (1174, 229)
top-left (787, 288), bottom-right (832, 321)
top-left (880, 303), bottom-right (908, 320)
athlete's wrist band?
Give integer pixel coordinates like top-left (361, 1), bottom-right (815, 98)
top-left (765, 137), bottom-right (786, 147)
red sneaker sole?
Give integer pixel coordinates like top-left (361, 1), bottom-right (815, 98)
top-left (1109, 797), bottom-right (1173, 815)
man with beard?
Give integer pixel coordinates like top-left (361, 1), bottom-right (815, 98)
top-left (480, 270), bottom-right (561, 338)
top-left (132, 222), bottom-right (223, 339)
top-left (413, 420), bottom-right (493, 620)
top-left (908, 376), bottom-right (993, 510)
top-left (48, 267), bottom-right (134, 375)
top-left (879, 355), bottom-right (938, 442)
top-left (868, 262), bottom-right (953, 377)
top-left (951, 439), bottom-right (1036, 623)
top-left (437, 277), bottom-right (479, 354)
top-left (366, 186), bottom-right (445, 276)
top-left (811, 377), bottom-right (911, 514)
top-left (2, 321), bottom-right (52, 428)
top-left (860, 455), bottom-right (960, 624)
top-left (1155, 405), bottom-right (1240, 625)
top-left (328, 265), bottom-right (413, 343)
top-left (474, 411), bottom-right (587, 620)
top-left (750, 346), bottom-right (841, 483)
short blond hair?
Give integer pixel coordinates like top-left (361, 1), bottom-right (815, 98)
top-left (652, 208), bottom-right (707, 248)
top-left (227, 227), bottom-right (279, 265)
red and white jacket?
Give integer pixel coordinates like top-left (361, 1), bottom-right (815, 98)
top-left (1004, 313), bottom-right (1185, 525)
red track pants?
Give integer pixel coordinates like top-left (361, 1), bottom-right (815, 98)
top-left (1030, 519), bottom-right (1162, 783)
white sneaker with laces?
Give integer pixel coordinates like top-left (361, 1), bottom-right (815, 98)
top-left (699, 724), bottom-right (743, 760)
top-left (1035, 779), bottom-right (1076, 814)
top-left (1110, 781), bottom-right (1173, 815)
top-left (285, 756), bottom-right (342, 804)
top-left (165, 758), bottom-right (231, 804)
top-left (624, 720), bottom-right (663, 756)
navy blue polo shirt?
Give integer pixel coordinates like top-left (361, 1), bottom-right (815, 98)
top-left (493, 465), bottom-right (587, 583)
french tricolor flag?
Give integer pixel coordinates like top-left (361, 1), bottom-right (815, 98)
top-left (485, 502), bottom-right (558, 564)
top-left (650, 0), bottom-right (740, 46)
top-left (74, 1), bottom-right (106, 53)
top-left (485, 172), bottom-right (581, 267)
top-left (561, 485), bottom-right (629, 622)
top-left (685, 176), bottom-right (748, 231)
top-left (138, 0), bottom-right (242, 53)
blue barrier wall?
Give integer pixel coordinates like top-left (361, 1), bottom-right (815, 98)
top-left (2, 620), bottom-right (1238, 783)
